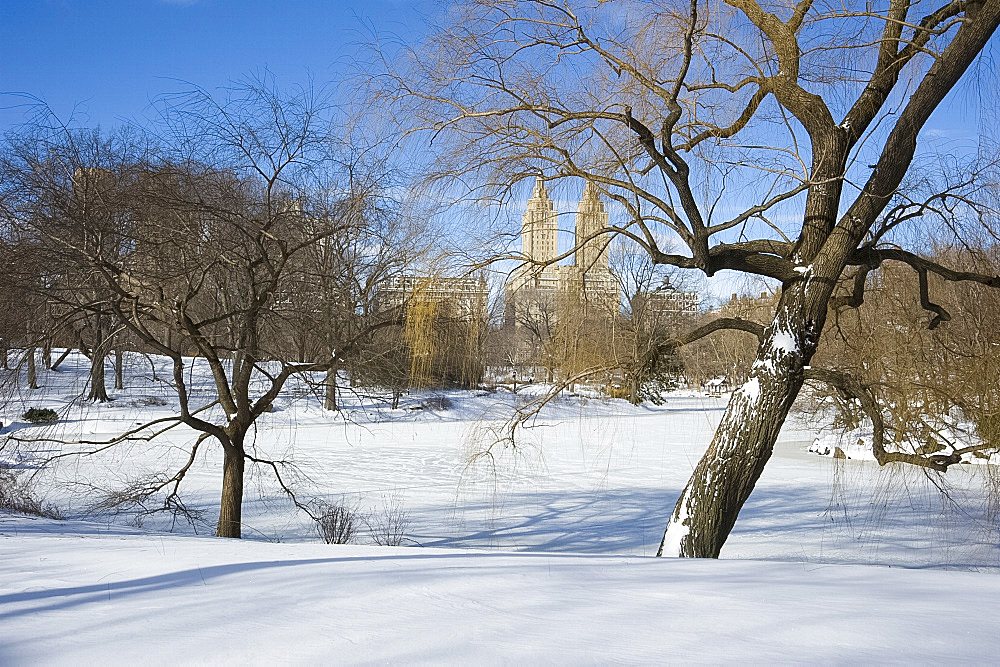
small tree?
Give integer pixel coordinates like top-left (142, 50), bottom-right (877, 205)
top-left (611, 241), bottom-right (695, 402)
top-left (0, 238), bottom-right (48, 391)
top-left (0, 78), bottom-right (399, 538)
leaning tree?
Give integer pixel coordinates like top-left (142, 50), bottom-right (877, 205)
top-left (380, 0), bottom-right (1000, 556)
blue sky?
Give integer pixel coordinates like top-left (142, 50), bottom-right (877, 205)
top-left (1, 0), bottom-right (994, 302)
top-left (0, 0), bottom-right (431, 129)
top-left (1, 1), bottom-right (989, 160)
top-left (2, 1), bottom-right (991, 145)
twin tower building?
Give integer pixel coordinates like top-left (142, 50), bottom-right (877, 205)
top-left (506, 178), bottom-right (620, 321)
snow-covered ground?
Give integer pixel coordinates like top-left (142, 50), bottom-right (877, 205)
top-left (6, 523), bottom-right (1000, 664)
top-left (809, 419), bottom-right (1000, 465)
top-left (2, 351), bottom-right (999, 663)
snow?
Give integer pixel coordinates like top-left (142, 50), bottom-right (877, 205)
top-left (809, 420), bottom-right (1000, 466)
top-left (3, 519), bottom-right (1000, 663)
top-left (659, 489), bottom-right (691, 557)
top-left (2, 351), bottom-right (1000, 662)
top-left (809, 430), bottom-right (880, 461)
top-left (770, 329), bottom-right (798, 355)
top-left (739, 376), bottom-right (761, 402)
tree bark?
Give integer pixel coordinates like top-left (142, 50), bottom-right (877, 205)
top-left (42, 339), bottom-right (52, 370)
top-left (216, 443), bottom-right (245, 538)
top-left (87, 316), bottom-right (110, 402)
top-left (628, 372), bottom-right (640, 404)
top-left (324, 356), bottom-right (338, 411)
top-left (50, 347), bottom-right (72, 371)
top-left (88, 346), bottom-right (110, 402)
top-left (26, 347), bottom-right (38, 389)
top-left (659, 281), bottom-right (826, 557)
top-left (115, 348), bottom-right (124, 390)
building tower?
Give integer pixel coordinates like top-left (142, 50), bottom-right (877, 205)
top-left (574, 181), bottom-right (610, 272)
top-left (521, 177), bottom-right (559, 264)
top-left (506, 177), bottom-right (620, 328)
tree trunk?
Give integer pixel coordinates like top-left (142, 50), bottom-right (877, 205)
top-left (1, 339), bottom-right (8, 370)
top-left (42, 339), bottom-right (52, 370)
top-left (50, 347), bottom-right (73, 371)
top-left (115, 348), bottom-right (124, 390)
top-left (26, 347), bottom-right (38, 389)
top-left (232, 348), bottom-right (245, 379)
top-left (87, 316), bottom-right (110, 402)
top-left (658, 283), bottom-right (825, 558)
top-left (216, 443), bottom-right (245, 538)
top-left (324, 357), bottom-right (338, 411)
top-left (88, 346), bottom-right (110, 402)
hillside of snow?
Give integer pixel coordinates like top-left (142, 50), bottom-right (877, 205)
top-left (2, 351), bottom-right (999, 662)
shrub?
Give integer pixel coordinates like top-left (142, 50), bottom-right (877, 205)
top-left (135, 396), bottom-right (169, 407)
top-left (366, 493), bottom-right (411, 546)
top-left (0, 465), bottom-right (63, 519)
top-left (422, 395), bottom-right (452, 411)
top-left (605, 383), bottom-right (630, 400)
top-left (22, 408), bottom-right (58, 424)
top-left (315, 501), bottom-right (361, 545)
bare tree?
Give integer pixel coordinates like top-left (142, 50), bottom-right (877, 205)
top-left (379, 0), bottom-right (1000, 557)
top-left (3, 139), bottom-right (140, 403)
top-left (296, 179), bottom-right (424, 411)
top-left (611, 240), bottom-right (695, 402)
top-left (505, 285), bottom-right (560, 381)
top-left (0, 78), bottom-right (395, 538)
top-left (680, 290), bottom-right (777, 389)
top-left (0, 229), bottom-right (52, 392)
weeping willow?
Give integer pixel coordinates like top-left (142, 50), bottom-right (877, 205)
top-left (403, 277), bottom-right (485, 389)
top-left (459, 312), bottom-right (482, 388)
top-left (546, 290), bottom-right (613, 384)
top-left (405, 278), bottom-right (439, 388)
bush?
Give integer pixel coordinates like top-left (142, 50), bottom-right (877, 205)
top-left (0, 465), bottom-right (63, 519)
top-left (605, 383), bottom-right (630, 400)
top-left (22, 408), bottom-right (58, 424)
top-left (365, 493), bottom-right (411, 546)
top-left (422, 395), bottom-right (452, 411)
top-left (315, 501), bottom-right (361, 545)
top-left (135, 396), bottom-right (169, 407)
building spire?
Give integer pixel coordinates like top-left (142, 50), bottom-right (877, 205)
top-left (532, 176), bottom-right (549, 200)
top-left (521, 175), bottom-right (558, 265)
top-left (574, 179), bottom-right (610, 271)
